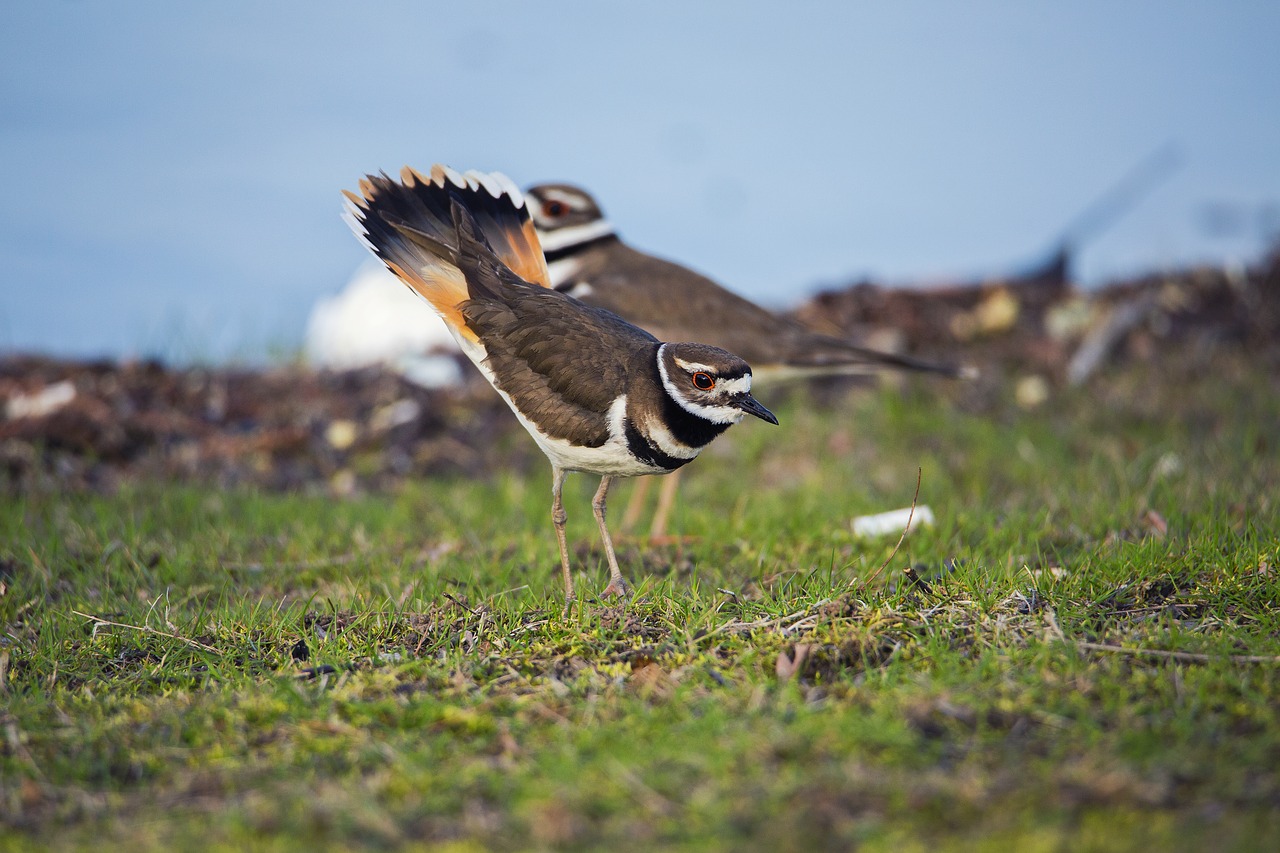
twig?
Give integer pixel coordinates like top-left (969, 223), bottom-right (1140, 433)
top-left (71, 610), bottom-right (220, 654)
top-left (1074, 641), bottom-right (1280, 665)
top-left (781, 614), bottom-right (823, 635)
top-left (861, 467), bottom-right (922, 587)
top-left (1067, 292), bottom-right (1158, 385)
top-left (442, 592), bottom-right (478, 614)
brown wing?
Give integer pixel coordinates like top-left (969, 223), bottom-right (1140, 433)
top-left (451, 203), bottom-right (659, 445)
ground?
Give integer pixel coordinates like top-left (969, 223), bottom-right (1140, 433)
top-left (2, 348), bottom-right (1279, 851)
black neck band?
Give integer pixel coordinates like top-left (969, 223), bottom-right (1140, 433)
top-left (543, 233), bottom-right (619, 270)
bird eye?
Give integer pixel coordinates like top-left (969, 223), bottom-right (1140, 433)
top-left (542, 200), bottom-right (567, 218)
top-left (692, 372), bottom-right (715, 390)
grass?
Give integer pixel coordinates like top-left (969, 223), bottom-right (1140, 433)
top-left (2, 354), bottom-right (1279, 850)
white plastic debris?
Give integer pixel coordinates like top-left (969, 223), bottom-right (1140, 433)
top-left (5, 380), bottom-right (76, 420)
top-left (851, 505), bottom-right (935, 538)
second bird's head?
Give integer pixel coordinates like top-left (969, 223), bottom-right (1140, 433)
top-left (657, 343), bottom-right (779, 426)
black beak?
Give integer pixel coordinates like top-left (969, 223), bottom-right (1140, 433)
top-left (734, 393), bottom-right (778, 425)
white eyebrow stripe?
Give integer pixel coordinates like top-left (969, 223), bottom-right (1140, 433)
top-left (538, 188), bottom-right (588, 208)
top-left (672, 359), bottom-right (753, 392)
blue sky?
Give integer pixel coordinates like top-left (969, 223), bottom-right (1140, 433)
top-left (2, 2), bottom-right (1277, 361)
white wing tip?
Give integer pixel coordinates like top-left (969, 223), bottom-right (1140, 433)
top-left (460, 168), bottom-right (526, 209)
top-left (491, 171), bottom-right (526, 209)
top-left (439, 165), bottom-right (468, 189)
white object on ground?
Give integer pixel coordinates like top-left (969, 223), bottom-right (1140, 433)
top-left (851, 505), bottom-right (935, 538)
top-left (5, 380), bottom-right (76, 420)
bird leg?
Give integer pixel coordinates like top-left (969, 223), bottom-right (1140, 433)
top-left (649, 469), bottom-right (682, 542)
top-left (619, 475), bottom-right (653, 535)
top-left (550, 466), bottom-right (574, 605)
top-left (592, 475), bottom-right (630, 597)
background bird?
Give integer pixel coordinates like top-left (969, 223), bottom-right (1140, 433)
top-left (526, 182), bottom-right (972, 537)
top-left (526, 184), bottom-right (973, 380)
top-left (344, 165), bottom-right (777, 603)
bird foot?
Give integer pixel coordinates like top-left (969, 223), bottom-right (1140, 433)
top-left (600, 578), bottom-right (631, 598)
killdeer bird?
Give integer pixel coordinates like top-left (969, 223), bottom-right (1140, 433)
top-left (344, 165), bottom-right (778, 602)
top-left (526, 183), bottom-right (972, 536)
top-left (526, 183), bottom-right (972, 381)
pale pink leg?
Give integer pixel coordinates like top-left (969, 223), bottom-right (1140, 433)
top-left (592, 475), bottom-right (630, 597)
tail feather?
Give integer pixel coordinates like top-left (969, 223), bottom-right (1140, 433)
top-left (343, 165), bottom-right (551, 343)
top-left (426, 166), bottom-right (549, 288)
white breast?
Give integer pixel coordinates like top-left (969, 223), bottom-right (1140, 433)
top-left (530, 395), bottom-right (664, 477)
top-left (457, 334), bottom-right (669, 477)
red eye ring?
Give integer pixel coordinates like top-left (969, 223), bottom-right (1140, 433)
top-left (692, 372), bottom-right (715, 390)
top-left (542, 200), bottom-right (567, 218)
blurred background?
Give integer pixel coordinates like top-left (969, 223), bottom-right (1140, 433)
top-left (2, 1), bottom-right (1278, 363)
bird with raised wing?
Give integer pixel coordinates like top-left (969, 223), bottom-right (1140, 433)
top-left (344, 166), bottom-right (778, 602)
